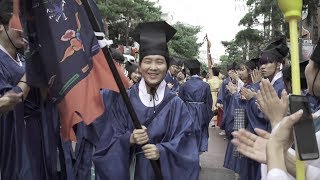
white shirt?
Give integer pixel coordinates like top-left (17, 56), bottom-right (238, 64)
top-left (264, 131), bottom-right (320, 180)
top-left (0, 44), bottom-right (23, 67)
top-left (270, 71), bottom-right (283, 85)
top-left (267, 169), bottom-right (291, 180)
top-left (138, 78), bottom-right (166, 107)
top-left (237, 79), bottom-right (244, 92)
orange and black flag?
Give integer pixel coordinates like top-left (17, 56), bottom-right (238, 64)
top-left (20, 0), bottom-right (129, 141)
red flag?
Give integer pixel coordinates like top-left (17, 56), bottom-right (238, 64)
top-left (58, 49), bottom-right (130, 140)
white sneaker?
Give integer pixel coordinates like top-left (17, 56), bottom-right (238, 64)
top-left (219, 131), bottom-right (226, 136)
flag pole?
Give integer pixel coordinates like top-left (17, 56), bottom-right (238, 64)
top-left (205, 34), bottom-right (214, 78)
top-left (80, 1), bottom-right (163, 179)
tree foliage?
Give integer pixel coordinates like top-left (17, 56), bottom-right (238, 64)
top-left (220, 0), bottom-right (286, 66)
top-left (234, 28), bottom-right (264, 59)
top-left (169, 22), bottom-right (202, 58)
top-left (95, 0), bottom-right (201, 58)
top-left (220, 40), bottom-right (243, 64)
top-left (242, 0), bottom-right (285, 39)
top-left (95, 0), bottom-right (162, 45)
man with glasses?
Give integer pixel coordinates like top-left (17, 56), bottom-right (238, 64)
top-left (165, 57), bottom-right (182, 93)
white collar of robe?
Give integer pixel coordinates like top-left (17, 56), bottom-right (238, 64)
top-left (138, 78), bottom-right (166, 107)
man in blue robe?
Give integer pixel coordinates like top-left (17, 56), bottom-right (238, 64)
top-left (93, 21), bottom-right (199, 180)
top-left (241, 37), bottom-right (288, 180)
top-left (165, 57), bottom-right (182, 94)
top-left (0, 1), bottom-right (34, 179)
top-left (179, 59), bottom-right (213, 152)
top-left (0, 2), bottom-right (67, 179)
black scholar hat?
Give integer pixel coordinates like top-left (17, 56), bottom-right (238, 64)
top-left (132, 21), bottom-right (177, 66)
top-left (245, 58), bottom-right (260, 70)
top-left (184, 59), bottom-right (201, 69)
top-left (260, 37), bottom-right (289, 64)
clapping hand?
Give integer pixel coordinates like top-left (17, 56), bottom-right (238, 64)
top-left (226, 82), bottom-right (237, 95)
top-left (232, 128), bottom-right (270, 164)
top-left (240, 87), bottom-right (256, 100)
top-left (256, 79), bottom-right (289, 128)
top-left (251, 68), bottom-right (262, 83)
top-left (232, 110), bottom-right (304, 165)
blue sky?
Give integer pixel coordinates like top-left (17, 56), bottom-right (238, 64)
top-left (153, 0), bottom-right (248, 63)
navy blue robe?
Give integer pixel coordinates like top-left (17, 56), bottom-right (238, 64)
top-left (0, 49), bottom-right (33, 179)
top-left (246, 78), bottom-right (285, 133)
top-left (179, 76), bottom-right (213, 152)
top-left (40, 100), bottom-right (68, 180)
top-left (93, 83), bottom-right (199, 180)
top-left (217, 78), bottom-right (232, 130)
top-left (0, 48), bottom-right (67, 180)
top-left (165, 72), bottom-right (180, 93)
top-left (223, 83), bottom-right (252, 173)
top-left (60, 89), bottom-right (117, 180)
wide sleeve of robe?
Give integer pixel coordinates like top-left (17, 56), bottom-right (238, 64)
top-left (154, 99), bottom-right (199, 180)
top-left (217, 79), bottom-right (228, 104)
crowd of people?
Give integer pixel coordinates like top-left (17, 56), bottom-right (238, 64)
top-left (0, 0), bottom-right (320, 180)
top-left (216, 36), bottom-right (320, 180)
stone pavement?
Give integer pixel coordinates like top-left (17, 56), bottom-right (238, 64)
top-left (199, 127), bottom-right (236, 180)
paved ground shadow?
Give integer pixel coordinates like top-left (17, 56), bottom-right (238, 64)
top-left (199, 168), bottom-right (235, 180)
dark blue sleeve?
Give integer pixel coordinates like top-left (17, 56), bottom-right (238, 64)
top-left (178, 84), bottom-right (185, 100)
top-left (206, 84), bottom-right (213, 108)
top-left (155, 100), bottom-right (199, 180)
top-left (164, 73), bottom-right (170, 83)
top-left (246, 97), bottom-right (270, 132)
top-left (0, 67), bottom-right (15, 94)
top-left (93, 90), bottom-right (131, 180)
top-left (217, 79), bottom-right (227, 104)
top-left (224, 93), bottom-right (239, 136)
top-left (172, 80), bottom-right (180, 93)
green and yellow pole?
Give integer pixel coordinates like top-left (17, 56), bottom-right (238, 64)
top-left (277, 0), bottom-right (304, 179)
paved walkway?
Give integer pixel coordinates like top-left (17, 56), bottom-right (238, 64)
top-left (199, 127), bottom-right (236, 180)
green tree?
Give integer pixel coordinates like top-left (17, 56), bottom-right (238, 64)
top-left (96, 1), bottom-right (202, 59)
top-left (220, 40), bottom-right (243, 65)
top-left (218, 55), bottom-right (230, 75)
top-left (96, 0), bottom-right (162, 45)
top-left (302, 0), bottom-right (319, 42)
top-left (169, 22), bottom-right (202, 58)
top-left (234, 28), bottom-right (264, 60)
top-left (244, 0), bottom-right (285, 40)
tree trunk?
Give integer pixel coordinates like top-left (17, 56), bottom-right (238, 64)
top-left (246, 40), bottom-right (250, 60)
top-left (125, 18), bottom-right (130, 46)
top-left (312, 8), bottom-right (319, 43)
top-left (263, 14), bottom-right (267, 39)
top-left (103, 18), bottom-right (109, 38)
